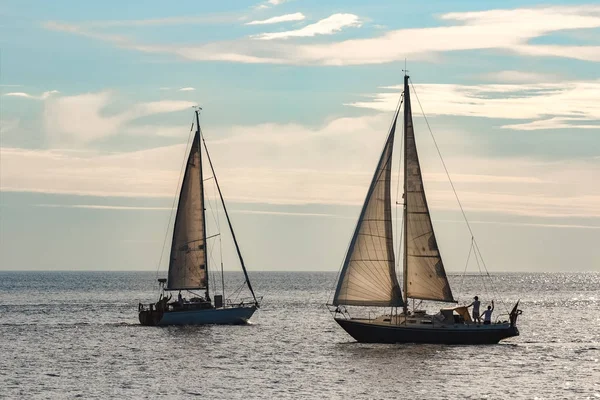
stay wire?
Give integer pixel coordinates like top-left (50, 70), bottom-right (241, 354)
top-left (409, 77), bottom-right (506, 312)
top-left (456, 237), bottom-right (474, 302)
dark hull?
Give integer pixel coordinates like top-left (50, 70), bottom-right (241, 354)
top-left (335, 318), bottom-right (519, 345)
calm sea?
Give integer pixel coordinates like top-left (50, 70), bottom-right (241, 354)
top-left (0, 271), bottom-right (598, 399)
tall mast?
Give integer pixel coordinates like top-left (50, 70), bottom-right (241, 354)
top-left (196, 109), bottom-right (210, 301)
top-left (402, 73), bottom-right (410, 316)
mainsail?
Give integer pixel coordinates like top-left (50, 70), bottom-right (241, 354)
top-left (333, 112), bottom-right (404, 307)
top-left (403, 75), bottom-right (455, 303)
top-left (167, 129), bottom-right (208, 290)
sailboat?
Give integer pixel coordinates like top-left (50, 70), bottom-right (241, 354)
top-left (329, 73), bottom-right (522, 344)
top-left (139, 109), bottom-right (260, 326)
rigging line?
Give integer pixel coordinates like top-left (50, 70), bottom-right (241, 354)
top-left (456, 237), bottom-right (474, 302)
top-left (206, 226), bottom-right (219, 295)
top-left (409, 77), bottom-right (476, 240)
top-left (199, 130), bottom-right (259, 304)
top-left (213, 170), bottom-right (226, 300)
top-left (409, 77), bottom-right (506, 306)
top-left (155, 116), bottom-right (196, 279)
top-left (204, 169), bottom-right (222, 293)
top-left (473, 240), bottom-right (508, 313)
top-left (473, 242), bottom-right (489, 300)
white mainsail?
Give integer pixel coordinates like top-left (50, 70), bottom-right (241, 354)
top-left (167, 130), bottom-right (208, 290)
top-left (403, 76), bottom-right (455, 303)
top-left (333, 112), bottom-right (404, 307)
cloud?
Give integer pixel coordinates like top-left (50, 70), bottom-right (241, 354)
top-left (3, 109), bottom-right (600, 219)
top-left (36, 204), bottom-right (172, 211)
top-left (347, 80), bottom-right (600, 130)
top-left (254, 0), bottom-right (287, 9)
top-left (501, 117), bottom-right (599, 131)
top-left (48, 14), bottom-right (243, 28)
top-left (252, 13), bottom-right (361, 40)
top-left (177, 87), bottom-right (196, 91)
top-left (4, 90), bottom-right (59, 100)
top-left (42, 6), bottom-right (600, 65)
top-left (246, 12), bottom-right (305, 25)
top-left (479, 70), bottom-right (559, 83)
top-left (43, 91), bottom-right (196, 144)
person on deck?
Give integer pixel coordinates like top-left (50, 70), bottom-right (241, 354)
top-left (178, 291), bottom-right (183, 305)
top-left (467, 296), bottom-right (481, 324)
top-left (482, 301), bottom-right (494, 325)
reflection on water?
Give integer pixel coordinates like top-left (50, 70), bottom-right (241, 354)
top-left (0, 271), bottom-right (598, 399)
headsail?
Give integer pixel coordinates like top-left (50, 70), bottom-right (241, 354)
top-left (167, 129), bottom-right (208, 290)
top-left (403, 75), bottom-right (455, 303)
top-left (333, 111), bottom-right (404, 307)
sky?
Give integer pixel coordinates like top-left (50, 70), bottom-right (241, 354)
top-left (0, 0), bottom-right (599, 274)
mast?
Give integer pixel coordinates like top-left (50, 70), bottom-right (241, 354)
top-left (402, 73), bottom-right (409, 316)
top-left (200, 135), bottom-right (259, 306)
top-left (196, 109), bottom-right (210, 301)
top-left (401, 73), bottom-right (456, 304)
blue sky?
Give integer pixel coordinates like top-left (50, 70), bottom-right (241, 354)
top-left (1, 0), bottom-right (599, 273)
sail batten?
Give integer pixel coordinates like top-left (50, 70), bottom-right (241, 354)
top-left (166, 129), bottom-right (208, 290)
top-left (333, 111), bottom-right (404, 307)
top-left (403, 75), bottom-right (455, 303)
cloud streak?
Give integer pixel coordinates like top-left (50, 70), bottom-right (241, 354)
top-left (42, 91), bottom-right (196, 145)
top-left (3, 110), bottom-right (600, 219)
top-left (246, 12), bottom-right (305, 25)
top-left (252, 13), bottom-right (361, 40)
top-left (4, 90), bottom-right (59, 100)
top-left (348, 80), bottom-right (600, 130)
top-left (43, 6), bottom-right (600, 65)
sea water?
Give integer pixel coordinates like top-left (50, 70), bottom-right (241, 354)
top-left (0, 271), bottom-right (598, 399)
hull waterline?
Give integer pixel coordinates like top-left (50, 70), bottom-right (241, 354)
top-left (335, 318), bottom-right (519, 345)
top-left (139, 305), bottom-right (257, 326)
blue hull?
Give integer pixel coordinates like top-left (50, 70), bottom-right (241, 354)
top-left (139, 305), bottom-right (256, 326)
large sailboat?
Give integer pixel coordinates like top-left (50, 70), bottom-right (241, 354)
top-left (329, 73), bottom-right (522, 344)
top-left (139, 109), bottom-right (260, 326)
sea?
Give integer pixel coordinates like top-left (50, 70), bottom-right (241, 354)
top-left (0, 271), bottom-right (598, 399)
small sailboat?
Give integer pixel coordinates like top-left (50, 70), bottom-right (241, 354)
top-left (329, 73), bottom-right (522, 344)
top-left (139, 109), bottom-right (260, 326)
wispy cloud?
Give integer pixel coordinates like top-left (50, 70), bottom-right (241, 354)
top-left (4, 90), bottom-right (59, 100)
top-left (347, 80), bottom-right (600, 130)
top-left (35, 204), bottom-right (172, 211)
top-left (252, 13), bottom-right (361, 40)
top-left (232, 209), bottom-right (342, 218)
top-left (50, 14), bottom-right (243, 28)
top-left (502, 117), bottom-right (599, 131)
top-left (3, 108), bottom-right (600, 219)
top-left (42, 6), bottom-right (600, 65)
top-left (254, 0), bottom-right (287, 9)
top-left (479, 70), bottom-right (559, 83)
top-left (437, 219), bottom-right (600, 230)
top-left (246, 12), bottom-right (305, 25)
top-left (43, 91), bottom-right (196, 144)
top-left (177, 87), bottom-right (196, 92)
